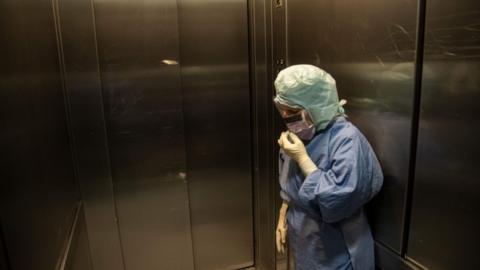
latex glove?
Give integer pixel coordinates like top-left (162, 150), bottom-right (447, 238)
top-left (276, 201), bottom-right (288, 254)
top-left (278, 131), bottom-right (317, 176)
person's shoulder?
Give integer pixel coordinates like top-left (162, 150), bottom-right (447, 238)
top-left (330, 117), bottom-right (361, 140)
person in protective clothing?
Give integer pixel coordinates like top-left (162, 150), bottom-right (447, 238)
top-left (274, 64), bottom-right (383, 270)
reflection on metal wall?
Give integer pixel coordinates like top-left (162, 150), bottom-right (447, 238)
top-left (178, 0), bottom-right (254, 269)
top-left (93, 0), bottom-right (194, 269)
top-left (56, 0), bottom-right (125, 269)
top-left (408, 0), bottom-right (480, 268)
top-left (0, 0), bottom-right (78, 269)
top-left (285, 0), bottom-right (418, 252)
top-left (92, 0), bottom-right (254, 269)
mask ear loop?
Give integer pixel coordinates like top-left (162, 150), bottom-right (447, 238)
top-left (302, 110), bottom-right (315, 128)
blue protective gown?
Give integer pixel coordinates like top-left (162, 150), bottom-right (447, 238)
top-left (279, 117), bottom-right (383, 270)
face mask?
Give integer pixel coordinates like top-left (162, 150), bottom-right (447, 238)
top-left (283, 110), bottom-right (315, 140)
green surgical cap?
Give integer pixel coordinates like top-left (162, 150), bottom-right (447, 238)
top-left (274, 64), bottom-right (346, 131)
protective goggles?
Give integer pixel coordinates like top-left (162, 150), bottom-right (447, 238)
top-left (273, 97), bottom-right (313, 122)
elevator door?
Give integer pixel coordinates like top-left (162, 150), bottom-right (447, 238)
top-left (408, 0), bottom-right (480, 268)
top-left (92, 0), bottom-right (254, 269)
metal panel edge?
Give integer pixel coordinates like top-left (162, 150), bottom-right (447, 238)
top-left (400, 0), bottom-right (427, 256)
top-left (56, 203), bottom-right (94, 270)
top-left (248, 0), bottom-right (277, 269)
top-left (55, 204), bottom-right (80, 270)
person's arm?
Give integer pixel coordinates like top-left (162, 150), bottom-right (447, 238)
top-left (276, 200), bottom-right (288, 253)
top-left (279, 130), bottom-right (381, 223)
top-left (276, 145), bottom-right (292, 254)
top-left (297, 133), bottom-right (374, 223)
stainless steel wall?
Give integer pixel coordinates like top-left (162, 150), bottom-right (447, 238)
top-left (55, 0), bottom-right (125, 269)
top-left (88, 0), bottom-right (254, 269)
top-left (249, 0), bottom-right (278, 269)
top-left (177, 0), bottom-right (254, 269)
top-left (408, 0), bottom-right (480, 268)
top-left (0, 0), bottom-right (79, 269)
top-left (285, 0), bottom-right (418, 253)
top-left (93, 0), bottom-right (194, 269)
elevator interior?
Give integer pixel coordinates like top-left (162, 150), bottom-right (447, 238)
top-left (1, 0), bottom-right (479, 270)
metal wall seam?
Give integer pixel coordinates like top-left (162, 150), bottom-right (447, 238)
top-left (401, 0), bottom-right (427, 259)
top-left (248, 0), bottom-right (277, 268)
top-left (53, 0), bottom-right (127, 268)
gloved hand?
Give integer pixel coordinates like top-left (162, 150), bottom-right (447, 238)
top-left (278, 131), bottom-right (317, 176)
top-left (276, 201), bottom-right (288, 254)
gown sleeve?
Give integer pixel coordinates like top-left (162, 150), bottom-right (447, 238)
top-left (278, 150), bottom-right (291, 202)
top-left (297, 132), bottom-right (381, 223)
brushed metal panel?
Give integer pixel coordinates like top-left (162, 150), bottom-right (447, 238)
top-left (285, 0), bottom-right (418, 252)
top-left (408, 1), bottom-right (480, 268)
top-left (178, 0), bottom-right (254, 269)
top-left (56, 0), bottom-right (125, 269)
top-left (249, 0), bottom-right (278, 269)
top-left (375, 243), bottom-right (419, 270)
top-left (65, 208), bottom-right (94, 270)
top-left (0, 0), bottom-right (78, 269)
top-left (93, 0), bottom-right (194, 269)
